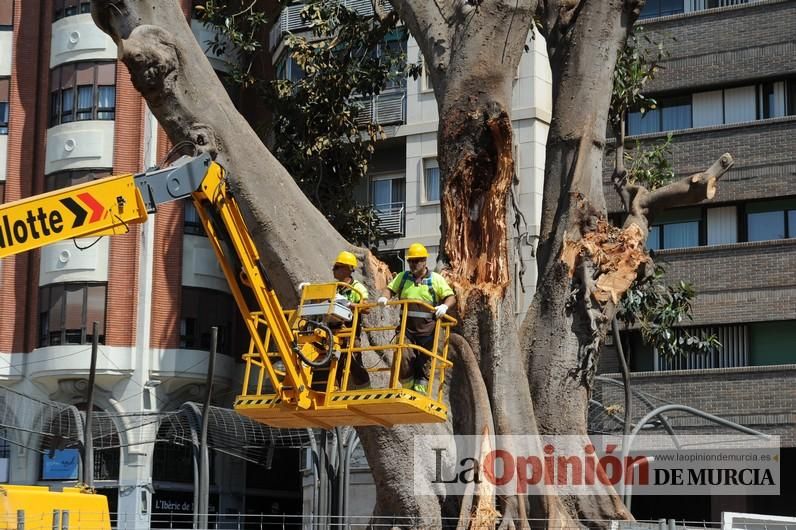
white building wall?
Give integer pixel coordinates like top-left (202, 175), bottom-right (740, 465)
top-left (385, 30), bottom-right (551, 319)
top-left (39, 237), bottom-right (110, 285)
top-left (50, 14), bottom-right (117, 68)
top-left (45, 120), bottom-right (116, 174)
top-left (182, 234), bottom-right (232, 293)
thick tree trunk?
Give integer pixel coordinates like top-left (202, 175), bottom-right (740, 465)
top-left (523, 0), bottom-right (642, 521)
top-left (91, 1), bottom-right (348, 305)
top-left (96, 0), bottom-right (726, 527)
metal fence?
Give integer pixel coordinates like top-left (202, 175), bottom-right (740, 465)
top-left (7, 511), bottom-right (796, 530)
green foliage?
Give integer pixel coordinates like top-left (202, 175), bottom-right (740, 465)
top-left (610, 28), bottom-right (667, 130)
top-left (617, 266), bottom-right (720, 361)
top-left (195, 1), bottom-right (418, 246)
top-left (611, 30), bottom-right (713, 360)
top-left (624, 133), bottom-right (675, 190)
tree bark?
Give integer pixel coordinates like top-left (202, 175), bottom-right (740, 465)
top-left (91, 1), bottom-right (349, 306)
top-left (93, 0), bottom-right (735, 527)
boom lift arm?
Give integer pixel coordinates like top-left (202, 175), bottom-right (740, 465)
top-left (0, 154), bottom-right (455, 428)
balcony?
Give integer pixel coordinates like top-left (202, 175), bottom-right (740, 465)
top-left (354, 90), bottom-right (406, 126)
top-left (50, 13), bottom-right (117, 68)
top-left (374, 202), bottom-right (405, 237)
top-left (269, 0), bottom-right (393, 52)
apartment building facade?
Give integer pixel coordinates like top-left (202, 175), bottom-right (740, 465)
top-left (0, 2), bottom-right (301, 527)
top-left (598, 0), bottom-right (796, 521)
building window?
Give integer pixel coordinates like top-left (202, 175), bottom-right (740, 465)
top-left (370, 175), bottom-right (405, 237)
top-left (38, 283), bottom-right (107, 347)
top-left (420, 62), bottom-right (433, 92)
top-left (49, 62), bottom-right (116, 127)
top-left (180, 287), bottom-right (245, 357)
top-left (639, 0), bottom-right (684, 19)
top-left (423, 158), bottom-right (440, 203)
top-left (0, 78), bottom-right (8, 135)
top-left (788, 79), bottom-right (796, 116)
top-left (53, 0), bottom-right (92, 21)
top-left (647, 207), bottom-right (701, 250)
top-left (705, 0), bottom-right (750, 8)
top-left (746, 199), bottom-right (796, 242)
top-left (45, 169), bottom-right (111, 192)
top-left (184, 202), bottom-right (205, 236)
top-left (627, 95), bottom-right (692, 135)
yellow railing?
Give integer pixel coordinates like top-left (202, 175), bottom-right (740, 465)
top-left (238, 289), bottom-right (456, 405)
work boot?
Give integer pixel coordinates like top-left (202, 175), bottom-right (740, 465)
top-left (411, 379), bottom-right (428, 394)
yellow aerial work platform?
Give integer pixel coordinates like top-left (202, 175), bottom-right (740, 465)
top-left (191, 164), bottom-right (456, 429)
top-left (232, 284), bottom-right (456, 429)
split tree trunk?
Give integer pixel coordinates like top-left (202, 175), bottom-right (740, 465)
top-left (93, 0), bottom-right (732, 527)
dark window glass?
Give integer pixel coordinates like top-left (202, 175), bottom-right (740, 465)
top-left (748, 211), bottom-right (785, 241)
top-left (54, 0), bottom-right (91, 21)
top-left (38, 283), bottom-right (106, 347)
top-left (647, 225), bottom-right (661, 251)
top-left (659, 0), bottom-right (685, 16)
top-left (627, 108), bottom-right (660, 135)
top-left (0, 78), bottom-right (8, 134)
top-left (662, 221), bottom-right (699, 249)
top-left (788, 80), bottom-right (796, 116)
top-left (76, 85), bottom-right (93, 121)
top-left (0, 102), bottom-right (7, 135)
top-left (184, 202), bottom-right (204, 235)
top-left (180, 287), bottom-right (246, 357)
top-left (96, 86), bottom-right (115, 120)
top-left (49, 63), bottom-right (116, 125)
top-left (746, 199), bottom-right (796, 241)
top-left (61, 89), bottom-right (74, 123)
top-left (661, 96), bottom-right (692, 130)
top-left (639, 0), bottom-right (684, 19)
top-left (45, 169), bottom-right (110, 192)
top-left (627, 95), bottom-right (691, 135)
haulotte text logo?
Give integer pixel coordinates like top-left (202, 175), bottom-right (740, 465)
top-left (413, 434), bottom-right (780, 497)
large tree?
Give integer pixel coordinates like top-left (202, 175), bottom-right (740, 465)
top-left (91, 0), bottom-right (732, 526)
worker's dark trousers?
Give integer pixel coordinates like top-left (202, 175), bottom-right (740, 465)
top-left (399, 332), bottom-right (436, 383)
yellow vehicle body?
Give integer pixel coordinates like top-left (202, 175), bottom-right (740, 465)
top-left (0, 485), bottom-right (111, 530)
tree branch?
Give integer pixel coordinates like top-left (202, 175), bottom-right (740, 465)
top-left (389, 0), bottom-right (452, 86)
top-left (624, 153), bottom-right (735, 233)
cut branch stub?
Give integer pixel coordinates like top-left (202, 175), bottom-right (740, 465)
top-left (561, 218), bottom-right (650, 305)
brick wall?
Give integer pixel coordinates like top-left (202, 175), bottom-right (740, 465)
top-left (640, 0), bottom-right (796, 94)
top-left (653, 239), bottom-right (796, 325)
top-left (149, 133), bottom-right (184, 349)
top-left (597, 365), bottom-right (796, 447)
top-left (605, 118), bottom-right (796, 211)
top-left (0, 2), bottom-right (49, 353)
top-left (106, 65), bottom-right (144, 347)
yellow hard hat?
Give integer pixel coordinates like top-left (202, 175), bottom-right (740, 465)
top-left (334, 251), bottom-right (358, 268)
top-left (406, 243), bottom-right (429, 260)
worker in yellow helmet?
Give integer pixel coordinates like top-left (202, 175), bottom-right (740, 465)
top-left (331, 251), bottom-right (370, 388)
top-left (377, 243), bottom-right (455, 394)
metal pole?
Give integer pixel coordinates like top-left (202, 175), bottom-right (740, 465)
top-left (84, 321), bottom-right (99, 489)
top-left (198, 327), bottom-right (218, 530)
